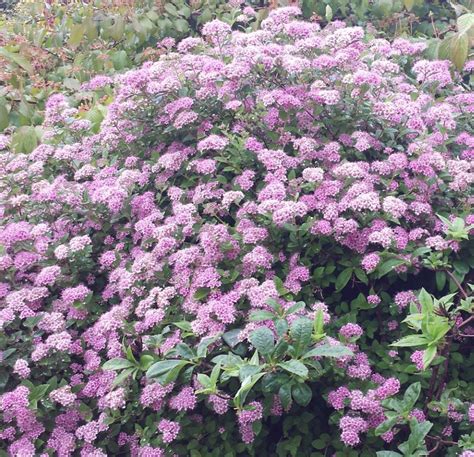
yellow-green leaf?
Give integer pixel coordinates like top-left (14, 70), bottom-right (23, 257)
top-left (403, 0), bottom-right (415, 11)
top-left (68, 24), bottom-right (85, 48)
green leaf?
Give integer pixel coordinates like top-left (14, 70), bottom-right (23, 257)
top-left (112, 367), bottom-right (135, 387)
top-left (377, 259), bottom-right (405, 278)
top-left (376, 452), bottom-right (403, 457)
top-left (164, 3), bottom-right (178, 16)
top-left (249, 310), bottom-right (275, 321)
top-left (194, 287), bottom-right (210, 301)
top-left (302, 344), bottom-right (353, 359)
top-left (418, 288), bottom-right (433, 314)
top-left (222, 328), bottom-right (242, 348)
top-left (435, 271), bottom-right (446, 291)
top-left (11, 126), bottom-right (38, 153)
top-left (234, 372), bottom-right (265, 408)
top-left (422, 346), bottom-right (437, 370)
top-left (174, 321), bottom-right (193, 332)
top-left (174, 18), bottom-right (190, 34)
top-left (407, 421), bottom-right (433, 454)
top-left (290, 318), bottom-right (313, 357)
top-left (403, 0), bottom-right (414, 11)
top-left (279, 383), bottom-right (292, 409)
top-left (111, 50), bottom-right (128, 71)
top-left (286, 301), bottom-right (306, 315)
top-left (68, 24), bottom-right (85, 48)
top-left (375, 416), bottom-right (399, 435)
top-left (139, 355), bottom-right (155, 371)
top-left (403, 382), bottom-right (421, 410)
top-left (354, 268), bottom-right (368, 285)
top-left (457, 13), bottom-right (474, 37)
top-left (0, 104), bottom-right (9, 132)
top-left (146, 360), bottom-right (189, 379)
top-left (391, 335), bottom-right (428, 347)
top-left (109, 16), bottom-right (125, 41)
top-left (197, 334), bottom-right (220, 358)
top-left (103, 358), bottom-right (135, 371)
top-left (0, 48), bottom-right (34, 74)
top-left (274, 277), bottom-right (290, 296)
top-left (439, 33), bottom-right (469, 71)
top-left (292, 383), bottom-right (312, 406)
top-left (249, 327), bottom-right (275, 356)
top-left (278, 360), bottom-right (308, 378)
top-left (335, 268), bottom-right (353, 291)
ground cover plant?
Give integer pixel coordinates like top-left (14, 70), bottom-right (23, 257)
top-left (0, 5), bottom-right (474, 457)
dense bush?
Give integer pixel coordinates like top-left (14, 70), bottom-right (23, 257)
top-left (1, 6), bottom-right (474, 456)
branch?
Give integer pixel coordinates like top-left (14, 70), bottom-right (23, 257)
top-left (444, 269), bottom-right (468, 299)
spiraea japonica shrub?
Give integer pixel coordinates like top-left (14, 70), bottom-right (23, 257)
top-left (0, 6), bottom-right (473, 457)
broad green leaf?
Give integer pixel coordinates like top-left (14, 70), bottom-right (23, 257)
top-left (234, 372), bottom-right (265, 408)
top-left (292, 383), bottom-right (312, 406)
top-left (112, 367), bottom-right (135, 387)
top-left (274, 276), bottom-right (290, 296)
top-left (391, 335), bottom-right (428, 347)
top-left (335, 268), bottom-right (353, 291)
top-left (286, 301), bottom-right (306, 315)
top-left (376, 452), bottom-right (402, 457)
top-left (279, 383), bottom-right (292, 409)
top-left (374, 416), bottom-right (398, 435)
top-left (68, 24), bottom-right (85, 48)
top-left (197, 334), bottom-right (220, 358)
top-left (197, 373), bottom-right (212, 389)
top-left (302, 344), bottom-right (353, 359)
top-left (249, 327), bottom-right (275, 356)
top-left (278, 360), bottom-right (308, 378)
top-left (146, 359), bottom-right (189, 379)
top-left (435, 271), bottom-right (446, 291)
top-left (403, 382), bottom-right (421, 410)
top-left (175, 19), bottom-right (190, 34)
top-left (139, 355), bottom-right (154, 370)
top-left (418, 288), bottom-right (433, 314)
top-left (377, 259), bottom-right (405, 278)
top-left (422, 346), bottom-right (437, 370)
top-left (109, 16), bottom-right (125, 41)
top-left (457, 13), bottom-right (474, 37)
top-left (222, 328), bottom-right (242, 348)
top-left (290, 318), bottom-right (313, 356)
top-left (164, 3), bottom-right (178, 16)
top-left (407, 420), bottom-right (433, 454)
top-left (103, 358), bottom-right (135, 371)
top-left (403, 0), bottom-right (415, 11)
top-left (249, 310), bottom-right (275, 321)
top-left (11, 126), bottom-right (38, 153)
top-left (194, 287), bottom-right (210, 301)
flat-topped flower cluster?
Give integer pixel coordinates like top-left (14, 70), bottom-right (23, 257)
top-left (0, 7), bottom-right (473, 456)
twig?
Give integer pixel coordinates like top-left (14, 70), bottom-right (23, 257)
top-left (444, 269), bottom-right (468, 299)
top-left (459, 315), bottom-right (474, 329)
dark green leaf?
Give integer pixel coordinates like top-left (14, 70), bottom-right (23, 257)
top-left (292, 383), bottom-right (312, 406)
top-left (335, 268), bottom-right (353, 291)
top-left (278, 360), bottom-right (308, 378)
top-left (403, 382), bottom-right (421, 410)
top-left (249, 327), bottom-right (275, 356)
top-left (290, 318), bottom-right (313, 357)
top-left (103, 358), bottom-right (135, 371)
top-left (302, 344), bottom-right (353, 359)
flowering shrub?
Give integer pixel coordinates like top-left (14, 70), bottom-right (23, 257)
top-left (1, 6), bottom-right (474, 456)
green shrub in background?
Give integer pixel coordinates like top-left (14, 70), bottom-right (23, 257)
top-left (0, 0), bottom-right (264, 138)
